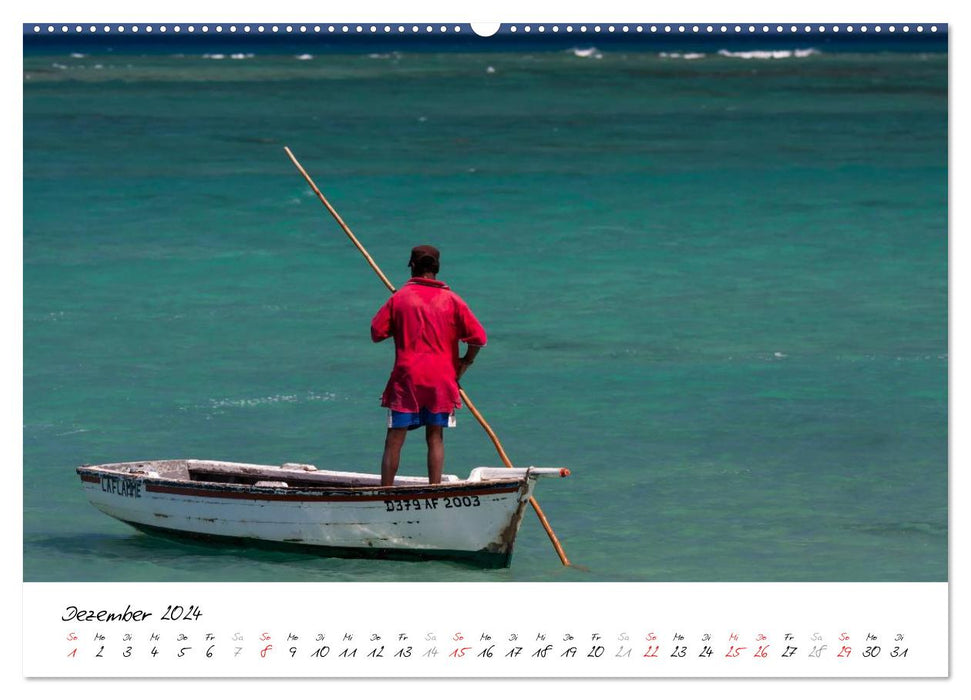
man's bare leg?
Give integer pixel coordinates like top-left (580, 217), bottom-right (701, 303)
top-left (426, 425), bottom-right (444, 484)
top-left (381, 428), bottom-right (408, 486)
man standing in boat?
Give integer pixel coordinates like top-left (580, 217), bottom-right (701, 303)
top-left (371, 245), bottom-right (487, 487)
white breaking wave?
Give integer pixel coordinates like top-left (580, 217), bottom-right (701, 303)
top-left (230, 53), bottom-right (254, 60)
top-left (70, 53), bottom-right (86, 58)
top-left (202, 53), bottom-right (226, 60)
top-left (570, 47), bottom-right (603, 59)
top-left (659, 52), bottom-right (706, 60)
top-left (295, 53), bottom-right (314, 61)
top-left (717, 48), bottom-right (820, 60)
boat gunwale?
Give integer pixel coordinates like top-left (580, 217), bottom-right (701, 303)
top-left (76, 464), bottom-right (527, 501)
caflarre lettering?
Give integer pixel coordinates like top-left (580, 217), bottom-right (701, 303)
top-left (99, 475), bottom-right (142, 498)
top-left (62, 605), bottom-right (153, 622)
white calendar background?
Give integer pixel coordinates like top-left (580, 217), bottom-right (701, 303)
top-left (23, 582), bottom-right (948, 677)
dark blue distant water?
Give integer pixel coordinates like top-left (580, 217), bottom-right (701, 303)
top-left (23, 30), bottom-right (947, 582)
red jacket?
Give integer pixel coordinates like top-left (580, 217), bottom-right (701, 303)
top-left (371, 278), bottom-right (487, 413)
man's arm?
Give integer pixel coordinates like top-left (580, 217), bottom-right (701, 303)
top-left (370, 297), bottom-right (394, 342)
top-left (454, 295), bottom-right (487, 347)
top-left (454, 294), bottom-right (486, 381)
top-left (457, 344), bottom-right (481, 380)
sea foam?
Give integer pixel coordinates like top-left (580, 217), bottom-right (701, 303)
top-left (209, 391), bottom-right (337, 409)
top-left (717, 48), bottom-right (820, 60)
top-left (570, 47), bottom-right (603, 59)
top-left (659, 52), bottom-right (706, 60)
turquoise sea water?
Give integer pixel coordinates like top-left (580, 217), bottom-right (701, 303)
top-left (23, 41), bottom-right (947, 582)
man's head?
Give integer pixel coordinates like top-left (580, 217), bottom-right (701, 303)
top-left (408, 245), bottom-right (440, 276)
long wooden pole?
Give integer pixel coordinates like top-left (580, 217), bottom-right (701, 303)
top-left (284, 146), bottom-right (571, 567)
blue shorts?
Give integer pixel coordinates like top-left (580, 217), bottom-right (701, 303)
top-left (388, 408), bottom-right (456, 431)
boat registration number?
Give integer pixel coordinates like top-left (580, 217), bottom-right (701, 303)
top-left (99, 475), bottom-right (142, 499)
top-left (384, 495), bottom-right (481, 512)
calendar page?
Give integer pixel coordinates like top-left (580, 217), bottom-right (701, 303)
top-left (16, 0), bottom-right (955, 690)
top-left (24, 582), bottom-right (947, 677)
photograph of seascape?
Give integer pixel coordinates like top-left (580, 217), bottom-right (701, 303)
top-left (23, 24), bottom-right (947, 583)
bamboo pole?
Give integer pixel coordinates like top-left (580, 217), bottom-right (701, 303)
top-left (284, 146), bottom-right (572, 567)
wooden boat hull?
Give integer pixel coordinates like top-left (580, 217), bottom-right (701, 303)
top-left (77, 460), bottom-right (564, 567)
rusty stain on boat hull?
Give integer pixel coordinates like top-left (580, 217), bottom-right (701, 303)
top-left (483, 483), bottom-right (531, 558)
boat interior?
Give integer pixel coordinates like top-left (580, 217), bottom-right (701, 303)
top-left (89, 459), bottom-right (464, 489)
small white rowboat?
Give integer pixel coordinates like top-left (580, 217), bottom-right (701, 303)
top-left (77, 459), bottom-right (570, 567)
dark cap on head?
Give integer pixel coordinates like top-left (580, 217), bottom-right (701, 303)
top-left (408, 245), bottom-right (440, 270)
